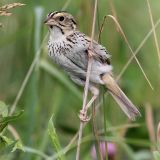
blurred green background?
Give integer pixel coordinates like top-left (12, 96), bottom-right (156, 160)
top-left (0, 0), bottom-right (160, 159)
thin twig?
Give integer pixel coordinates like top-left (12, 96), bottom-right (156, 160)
top-left (146, 0), bottom-right (160, 65)
top-left (76, 0), bottom-right (98, 159)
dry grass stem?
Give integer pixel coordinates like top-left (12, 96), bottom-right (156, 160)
top-left (0, 3), bottom-right (25, 10)
top-left (0, 3), bottom-right (25, 28)
top-left (92, 105), bottom-right (103, 160)
top-left (7, 125), bottom-right (21, 140)
top-left (76, 0), bottom-right (98, 159)
top-left (76, 49), bottom-right (94, 160)
top-left (117, 18), bottom-right (160, 81)
top-left (145, 103), bottom-right (156, 150)
top-left (108, 0), bottom-right (119, 32)
top-left (107, 15), bottom-right (153, 90)
top-left (98, 0), bottom-right (119, 41)
top-left (157, 122), bottom-right (160, 150)
top-left (0, 3), bottom-right (25, 16)
top-left (146, 0), bottom-right (160, 65)
top-left (98, 15), bottom-right (107, 42)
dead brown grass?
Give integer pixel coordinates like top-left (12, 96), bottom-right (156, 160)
top-left (0, 3), bottom-right (25, 27)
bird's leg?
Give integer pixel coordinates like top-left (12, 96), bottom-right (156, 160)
top-left (79, 86), bottom-right (99, 122)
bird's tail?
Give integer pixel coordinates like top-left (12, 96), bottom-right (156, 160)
top-left (101, 73), bottom-right (141, 120)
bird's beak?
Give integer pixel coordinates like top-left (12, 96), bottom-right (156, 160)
top-left (44, 17), bottom-right (55, 25)
top-left (44, 17), bottom-right (50, 24)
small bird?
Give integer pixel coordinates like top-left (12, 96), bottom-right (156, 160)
top-left (44, 11), bottom-right (141, 121)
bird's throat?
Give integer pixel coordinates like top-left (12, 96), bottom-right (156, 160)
top-left (49, 25), bottom-right (65, 41)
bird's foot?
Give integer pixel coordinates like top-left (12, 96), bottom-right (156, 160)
top-left (79, 109), bottom-right (91, 122)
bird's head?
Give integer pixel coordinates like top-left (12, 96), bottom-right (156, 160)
top-left (44, 11), bottom-right (77, 35)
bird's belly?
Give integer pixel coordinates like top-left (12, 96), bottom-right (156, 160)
top-left (48, 42), bottom-right (112, 84)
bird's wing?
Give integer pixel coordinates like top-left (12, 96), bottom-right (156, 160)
top-left (85, 36), bottom-right (111, 64)
top-left (65, 32), bottom-right (111, 70)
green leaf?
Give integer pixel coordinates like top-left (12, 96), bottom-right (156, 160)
top-left (0, 110), bottom-right (24, 132)
top-left (153, 151), bottom-right (160, 160)
top-left (0, 135), bottom-right (24, 153)
top-left (0, 101), bottom-right (8, 117)
top-left (0, 110), bottom-right (24, 124)
top-left (11, 140), bottom-right (25, 152)
top-left (48, 115), bottom-right (65, 160)
top-left (0, 135), bottom-right (14, 149)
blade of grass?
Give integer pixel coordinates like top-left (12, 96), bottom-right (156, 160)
top-left (50, 131), bottom-right (78, 160)
top-left (50, 122), bottom-right (141, 159)
top-left (35, 87), bottom-right (64, 160)
top-left (24, 146), bottom-right (49, 159)
top-left (48, 115), bottom-right (65, 160)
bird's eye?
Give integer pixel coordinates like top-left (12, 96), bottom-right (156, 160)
top-left (50, 25), bottom-right (53, 29)
top-left (59, 16), bottom-right (64, 21)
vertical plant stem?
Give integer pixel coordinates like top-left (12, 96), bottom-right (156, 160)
top-left (76, 56), bottom-right (93, 160)
top-left (92, 103), bottom-right (103, 160)
top-left (145, 103), bottom-right (156, 150)
top-left (76, 122), bottom-right (83, 160)
top-left (103, 93), bottom-right (108, 160)
top-left (76, 0), bottom-right (98, 159)
top-left (157, 122), bottom-right (160, 150)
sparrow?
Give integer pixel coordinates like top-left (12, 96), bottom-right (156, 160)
top-left (44, 11), bottom-right (141, 120)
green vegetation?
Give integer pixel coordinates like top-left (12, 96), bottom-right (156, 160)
top-left (0, 0), bottom-right (160, 159)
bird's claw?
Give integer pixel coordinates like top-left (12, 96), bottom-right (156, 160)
top-left (88, 47), bottom-right (95, 58)
top-left (79, 109), bottom-right (91, 122)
